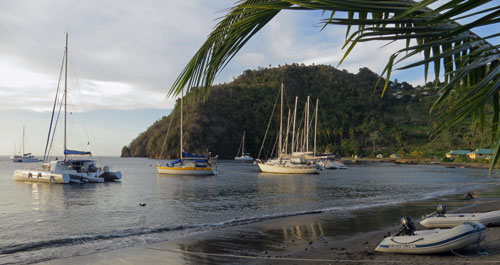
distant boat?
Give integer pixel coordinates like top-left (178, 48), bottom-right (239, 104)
top-left (234, 131), bottom-right (253, 162)
top-left (257, 84), bottom-right (320, 174)
top-left (12, 126), bottom-right (41, 163)
top-left (13, 33), bottom-right (122, 184)
top-left (317, 158), bottom-right (348, 169)
top-left (156, 90), bottom-right (217, 175)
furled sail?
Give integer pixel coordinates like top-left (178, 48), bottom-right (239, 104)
top-left (64, 149), bottom-right (92, 156)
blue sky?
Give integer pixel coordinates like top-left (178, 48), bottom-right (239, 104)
top-left (0, 1), bottom-right (497, 156)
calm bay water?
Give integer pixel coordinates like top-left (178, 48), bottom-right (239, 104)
top-left (0, 156), bottom-right (494, 264)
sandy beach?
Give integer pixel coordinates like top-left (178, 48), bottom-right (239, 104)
top-left (38, 183), bottom-right (500, 265)
top-left (262, 201), bottom-right (500, 265)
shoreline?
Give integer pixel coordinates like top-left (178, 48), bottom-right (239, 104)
top-left (38, 182), bottom-right (500, 265)
top-left (344, 158), bottom-right (492, 169)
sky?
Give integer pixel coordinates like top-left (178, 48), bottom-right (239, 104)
top-left (0, 0), bottom-right (497, 156)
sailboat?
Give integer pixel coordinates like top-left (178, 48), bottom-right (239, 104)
top-left (12, 126), bottom-right (41, 163)
top-left (156, 91), bottom-right (217, 175)
top-left (257, 84), bottom-right (320, 174)
top-left (234, 131), bottom-right (254, 162)
top-left (13, 33), bottom-right (122, 184)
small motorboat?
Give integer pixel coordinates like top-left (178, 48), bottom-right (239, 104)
top-left (420, 204), bottom-right (500, 228)
top-left (376, 216), bottom-right (486, 254)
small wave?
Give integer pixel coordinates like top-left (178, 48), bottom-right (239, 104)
top-left (0, 208), bottom-right (330, 256)
top-left (0, 224), bottom-right (198, 255)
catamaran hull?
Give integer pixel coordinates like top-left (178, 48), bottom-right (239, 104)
top-left (376, 222), bottom-right (486, 254)
top-left (420, 210), bottom-right (500, 228)
top-left (13, 158), bottom-right (42, 163)
top-left (99, 171), bottom-right (122, 181)
top-left (157, 166), bottom-right (214, 175)
top-left (70, 174), bottom-right (104, 183)
top-left (257, 163), bottom-right (320, 174)
top-left (13, 170), bottom-right (70, 184)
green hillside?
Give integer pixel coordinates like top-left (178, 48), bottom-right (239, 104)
top-left (122, 64), bottom-right (492, 159)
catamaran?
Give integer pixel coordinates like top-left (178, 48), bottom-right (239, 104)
top-left (13, 33), bottom-right (122, 184)
top-left (234, 131), bottom-right (254, 162)
top-left (12, 126), bottom-right (41, 163)
top-left (257, 84), bottom-right (320, 174)
top-left (156, 90), bottom-right (217, 175)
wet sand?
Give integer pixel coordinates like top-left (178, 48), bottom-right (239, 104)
top-left (39, 185), bottom-right (500, 265)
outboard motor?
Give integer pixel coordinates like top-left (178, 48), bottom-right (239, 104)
top-left (395, 216), bottom-right (416, 236)
top-left (436, 204), bottom-right (446, 217)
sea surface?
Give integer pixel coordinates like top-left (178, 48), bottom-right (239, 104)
top-left (0, 157), bottom-right (496, 264)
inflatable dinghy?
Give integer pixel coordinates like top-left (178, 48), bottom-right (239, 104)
top-left (376, 217), bottom-right (486, 254)
top-left (420, 204), bottom-right (500, 228)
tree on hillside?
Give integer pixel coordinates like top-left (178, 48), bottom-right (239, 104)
top-left (168, 0), bottom-right (500, 171)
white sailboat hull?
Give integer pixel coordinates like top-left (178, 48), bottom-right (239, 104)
top-left (12, 156), bottom-right (41, 163)
top-left (257, 163), bottom-right (320, 174)
top-left (234, 156), bottom-right (254, 162)
top-left (376, 222), bottom-right (486, 254)
top-left (13, 170), bottom-right (70, 184)
top-left (420, 210), bottom-right (500, 228)
top-left (157, 166), bottom-right (214, 175)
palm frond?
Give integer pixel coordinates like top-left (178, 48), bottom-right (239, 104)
top-left (169, 0), bottom-right (500, 171)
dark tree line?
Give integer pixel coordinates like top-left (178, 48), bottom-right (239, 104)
top-left (122, 64), bottom-right (491, 159)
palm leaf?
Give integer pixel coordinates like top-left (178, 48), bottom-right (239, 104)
top-left (169, 0), bottom-right (500, 171)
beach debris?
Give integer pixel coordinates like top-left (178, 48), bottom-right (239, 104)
top-left (464, 192), bottom-right (476, 200)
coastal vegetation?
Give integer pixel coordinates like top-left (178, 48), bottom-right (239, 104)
top-left (122, 64), bottom-right (492, 160)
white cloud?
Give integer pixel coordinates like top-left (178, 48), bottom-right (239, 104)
top-left (0, 0), bottom-right (235, 112)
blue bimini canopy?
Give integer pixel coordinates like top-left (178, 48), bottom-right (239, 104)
top-left (169, 158), bottom-right (182, 166)
top-left (64, 149), bottom-right (92, 156)
top-left (182, 152), bottom-right (207, 159)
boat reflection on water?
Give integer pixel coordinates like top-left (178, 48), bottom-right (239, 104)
top-left (257, 173), bottom-right (318, 195)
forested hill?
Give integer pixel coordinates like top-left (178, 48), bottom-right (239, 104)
top-left (121, 64), bottom-right (489, 159)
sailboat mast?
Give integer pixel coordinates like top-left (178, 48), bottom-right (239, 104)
top-left (242, 131), bottom-right (245, 155)
top-left (314, 98), bottom-right (318, 156)
top-left (284, 109), bottom-right (291, 154)
top-left (64, 33), bottom-right (68, 159)
top-left (291, 96), bottom-right (297, 154)
top-left (180, 90), bottom-right (183, 161)
top-left (22, 126), bottom-right (25, 155)
top-left (306, 96), bottom-right (310, 153)
top-left (278, 83), bottom-right (283, 158)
